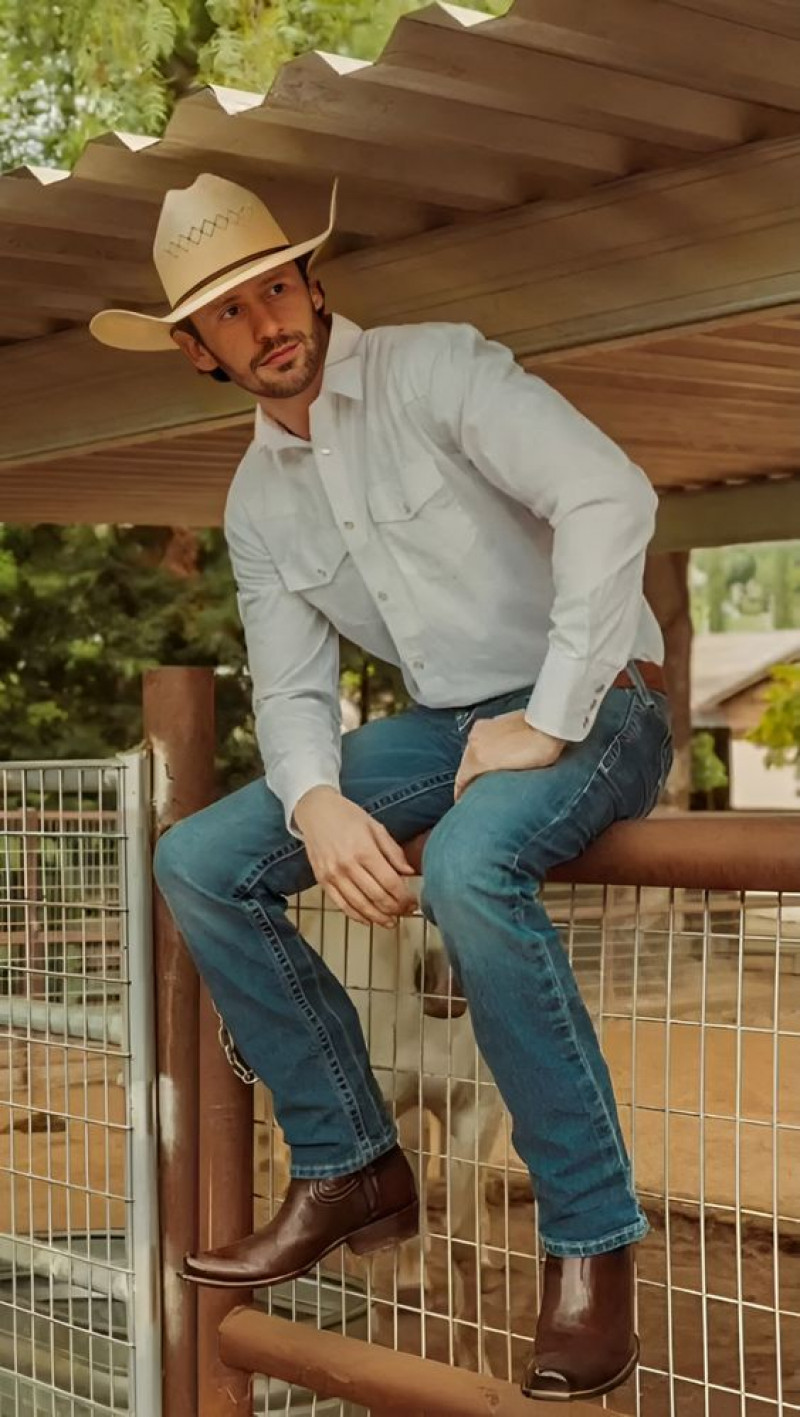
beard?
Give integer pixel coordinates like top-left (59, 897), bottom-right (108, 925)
top-left (211, 322), bottom-right (326, 400)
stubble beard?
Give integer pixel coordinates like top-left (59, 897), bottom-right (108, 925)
top-left (213, 323), bottom-right (325, 399)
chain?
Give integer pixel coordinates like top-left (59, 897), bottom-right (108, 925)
top-left (212, 1001), bottom-right (258, 1086)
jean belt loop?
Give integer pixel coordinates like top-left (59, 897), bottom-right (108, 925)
top-left (626, 659), bottom-right (656, 708)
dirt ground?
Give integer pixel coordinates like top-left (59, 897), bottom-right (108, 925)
top-left (2, 900), bottom-right (798, 1413)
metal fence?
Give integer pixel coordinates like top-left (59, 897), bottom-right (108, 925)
top-left (248, 880), bottom-right (800, 1417)
top-left (0, 756), bottom-right (160, 1417)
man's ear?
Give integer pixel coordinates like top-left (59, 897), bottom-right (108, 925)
top-left (170, 326), bottom-right (219, 374)
top-left (310, 279), bottom-right (325, 313)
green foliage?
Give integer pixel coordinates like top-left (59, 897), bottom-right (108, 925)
top-left (0, 523), bottom-right (408, 786)
top-left (690, 542), bottom-right (800, 633)
top-left (691, 730), bottom-right (728, 795)
top-left (0, 0), bottom-right (509, 171)
top-left (748, 663), bottom-right (800, 774)
top-left (0, 524), bottom-right (258, 789)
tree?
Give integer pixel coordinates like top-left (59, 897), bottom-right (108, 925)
top-left (0, 0), bottom-right (508, 171)
top-left (690, 543), bottom-right (800, 634)
top-left (748, 663), bottom-right (800, 779)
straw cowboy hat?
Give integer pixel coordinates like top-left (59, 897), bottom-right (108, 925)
top-left (89, 173), bottom-right (338, 353)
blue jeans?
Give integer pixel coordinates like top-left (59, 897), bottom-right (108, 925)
top-left (153, 671), bottom-right (672, 1258)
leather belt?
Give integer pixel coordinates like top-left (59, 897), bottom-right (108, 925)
top-left (613, 660), bottom-right (667, 695)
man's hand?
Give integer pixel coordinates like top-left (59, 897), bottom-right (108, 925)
top-left (293, 786), bottom-right (417, 929)
top-left (454, 711), bottom-right (566, 800)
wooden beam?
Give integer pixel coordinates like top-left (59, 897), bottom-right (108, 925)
top-left (668, 0), bottom-right (800, 38)
top-left (0, 136), bottom-right (798, 464)
top-left (383, 6), bottom-right (758, 150)
top-left (504, 0), bottom-right (800, 110)
top-left (321, 134), bottom-right (800, 351)
top-left (653, 476), bottom-right (800, 550)
top-left (69, 132), bottom-right (442, 242)
top-left (267, 51), bottom-right (648, 187)
top-left (159, 88), bottom-right (525, 212)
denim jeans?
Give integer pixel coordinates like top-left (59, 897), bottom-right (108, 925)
top-left (153, 668), bottom-right (672, 1258)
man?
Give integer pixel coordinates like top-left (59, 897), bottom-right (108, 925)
top-left (91, 174), bottom-right (672, 1402)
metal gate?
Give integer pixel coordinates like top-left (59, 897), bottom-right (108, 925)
top-left (0, 753), bottom-right (160, 1417)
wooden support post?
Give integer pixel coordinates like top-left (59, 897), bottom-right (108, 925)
top-left (644, 552), bottom-right (693, 808)
top-left (145, 666), bottom-right (253, 1417)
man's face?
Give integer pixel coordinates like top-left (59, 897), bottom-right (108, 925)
top-left (172, 261), bottom-right (326, 400)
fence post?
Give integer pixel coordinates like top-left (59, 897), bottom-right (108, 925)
top-left (144, 666), bottom-right (254, 1417)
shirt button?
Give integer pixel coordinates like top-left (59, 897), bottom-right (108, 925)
top-left (343, 520), bottom-right (354, 530)
top-left (413, 659), bottom-right (425, 671)
top-left (319, 447), bottom-right (332, 456)
top-left (377, 591), bottom-right (388, 602)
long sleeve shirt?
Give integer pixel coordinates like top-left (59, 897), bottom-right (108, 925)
top-left (223, 314), bottom-right (664, 833)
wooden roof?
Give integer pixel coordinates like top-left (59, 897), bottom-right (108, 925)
top-left (0, 0), bottom-right (798, 526)
top-left (3, 0), bottom-right (800, 347)
top-left (1, 304), bottom-right (797, 532)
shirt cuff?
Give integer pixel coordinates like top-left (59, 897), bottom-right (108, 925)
top-left (524, 650), bottom-right (622, 743)
top-left (269, 763), bottom-right (342, 840)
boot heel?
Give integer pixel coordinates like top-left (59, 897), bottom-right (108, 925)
top-left (347, 1201), bottom-right (419, 1256)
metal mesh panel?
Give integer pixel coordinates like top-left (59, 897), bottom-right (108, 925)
top-left (250, 881), bottom-right (800, 1416)
top-left (0, 757), bottom-right (160, 1417)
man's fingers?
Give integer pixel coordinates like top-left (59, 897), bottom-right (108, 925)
top-left (325, 880), bottom-right (394, 929)
top-left (373, 822), bottom-right (416, 876)
top-left (325, 883), bottom-right (372, 928)
top-left (349, 862), bottom-right (412, 919)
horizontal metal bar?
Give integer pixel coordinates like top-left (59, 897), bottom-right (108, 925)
top-left (403, 813), bottom-right (800, 891)
top-left (0, 996), bottom-right (122, 1043)
top-left (218, 1307), bottom-right (607, 1416)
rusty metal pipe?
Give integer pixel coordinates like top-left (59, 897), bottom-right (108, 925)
top-left (145, 665), bottom-right (254, 1416)
top-left (197, 981), bottom-right (254, 1416)
top-left (219, 1307), bottom-right (602, 1417)
top-left (404, 813), bottom-right (800, 892)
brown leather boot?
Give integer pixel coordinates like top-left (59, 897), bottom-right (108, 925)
top-left (181, 1144), bottom-right (418, 1288)
top-left (521, 1244), bottom-right (639, 1402)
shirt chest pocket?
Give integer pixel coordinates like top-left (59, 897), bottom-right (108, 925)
top-left (366, 457), bottom-right (476, 567)
top-left (260, 519), bottom-right (348, 595)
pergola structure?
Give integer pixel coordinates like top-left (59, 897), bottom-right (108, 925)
top-left (0, 0), bottom-right (799, 787)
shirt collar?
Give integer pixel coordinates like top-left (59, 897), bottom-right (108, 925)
top-left (254, 312), bottom-right (364, 451)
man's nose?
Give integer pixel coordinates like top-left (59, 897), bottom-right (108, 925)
top-left (251, 305), bottom-right (283, 343)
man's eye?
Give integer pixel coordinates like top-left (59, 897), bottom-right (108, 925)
top-left (270, 283), bottom-right (286, 296)
top-left (220, 304), bottom-right (240, 321)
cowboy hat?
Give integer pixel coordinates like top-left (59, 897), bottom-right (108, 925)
top-left (89, 173), bottom-right (338, 353)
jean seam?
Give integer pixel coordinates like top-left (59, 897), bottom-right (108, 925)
top-left (241, 892), bottom-right (387, 1152)
top-left (232, 770), bottom-right (456, 901)
top-left (506, 728), bottom-right (644, 1200)
top-left (290, 1134), bottom-right (399, 1180)
top-left (541, 1215), bottom-right (649, 1258)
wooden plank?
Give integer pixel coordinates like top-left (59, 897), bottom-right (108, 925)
top-left (384, 6), bottom-right (759, 150)
top-left (0, 331), bottom-right (251, 461)
top-left (321, 135), bottom-right (800, 352)
top-left (646, 0), bottom-right (800, 42)
top-left (550, 349), bottom-right (800, 393)
top-left (504, 0), bottom-right (800, 110)
top-left (69, 135), bottom-right (441, 242)
top-left (159, 88), bottom-right (524, 212)
top-left (267, 50), bottom-right (647, 186)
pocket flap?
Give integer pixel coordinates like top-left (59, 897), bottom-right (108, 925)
top-left (367, 458), bottom-right (443, 523)
top-left (261, 520), bottom-right (347, 593)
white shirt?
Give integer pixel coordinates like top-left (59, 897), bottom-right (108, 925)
top-left (224, 314), bottom-right (664, 832)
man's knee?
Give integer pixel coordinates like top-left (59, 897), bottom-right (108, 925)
top-left (421, 809), bottom-right (545, 925)
top-left (152, 815), bottom-right (203, 897)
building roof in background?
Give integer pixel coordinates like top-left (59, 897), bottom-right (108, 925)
top-left (692, 630), bottom-right (800, 716)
